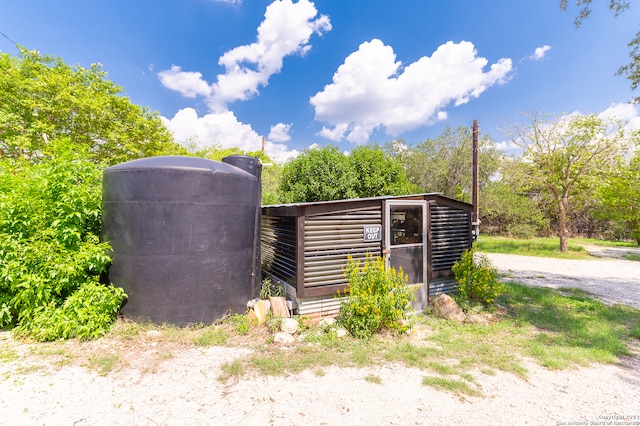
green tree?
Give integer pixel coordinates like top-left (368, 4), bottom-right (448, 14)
top-left (505, 113), bottom-right (625, 252)
top-left (348, 145), bottom-right (417, 198)
top-left (279, 146), bottom-right (357, 202)
top-left (0, 140), bottom-right (125, 340)
top-left (596, 151), bottom-right (640, 245)
top-left (480, 181), bottom-right (549, 238)
top-left (560, 0), bottom-right (640, 101)
top-left (261, 161), bottom-right (283, 205)
top-left (399, 126), bottom-right (501, 202)
top-left (0, 48), bottom-right (183, 164)
top-left (279, 145), bottom-right (413, 203)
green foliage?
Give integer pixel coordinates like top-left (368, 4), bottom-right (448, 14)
top-left (505, 113), bottom-right (626, 252)
top-left (259, 278), bottom-right (284, 299)
top-left (260, 162), bottom-right (283, 206)
top-left (279, 145), bottom-right (413, 203)
top-left (475, 236), bottom-right (590, 259)
top-left (348, 146), bottom-right (417, 198)
top-left (0, 142), bottom-right (126, 340)
top-left (452, 249), bottom-right (504, 304)
top-left (14, 281), bottom-right (126, 341)
top-left (596, 152), bottom-right (640, 246)
top-left (225, 314), bottom-right (251, 335)
top-left (481, 181), bottom-right (549, 238)
top-left (421, 376), bottom-right (481, 397)
top-left (396, 126), bottom-right (501, 202)
top-left (0, 48), bottom-right (183, 164)
top-left (499, 283), bottom-right (638, 367)
top-left (279, 146), bottom-right (357, 202)
top-left (337, 255), bottom-right (415, 339)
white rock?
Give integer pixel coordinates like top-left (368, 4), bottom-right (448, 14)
top-left (273, 332), bottom-right (296, 344)
top-left (280, 318), bottom-right (299, 334)
top-left (252, 299), bottom-right (271, 324)
top-left (246, 298), bottom-right (261, 309)
top-left (319, 317), bottom-right (337, 328)
top-left (335, 327), bottom-right (348, 338)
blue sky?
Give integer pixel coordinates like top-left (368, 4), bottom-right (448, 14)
top-left (2, 0), bottom-right (640, 162)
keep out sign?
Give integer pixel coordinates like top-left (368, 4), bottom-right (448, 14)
top-left (363, 225), bottom-right (382, 242)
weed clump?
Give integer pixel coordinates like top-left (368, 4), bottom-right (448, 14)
top-left (337, 255), bottom-right (415, 339)
top-left (452, 249), bottom-right (504, 305)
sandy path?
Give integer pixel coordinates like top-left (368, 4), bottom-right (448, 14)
top-left (486, 253), bottom-right (640, 309)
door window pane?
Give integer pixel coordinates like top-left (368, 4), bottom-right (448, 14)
top-left (390, 206), bottom-right (423, 245)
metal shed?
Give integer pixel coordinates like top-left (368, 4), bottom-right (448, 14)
top-left (260, 194), bottom-right (473, 318)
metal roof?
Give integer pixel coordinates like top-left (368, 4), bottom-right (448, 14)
top-left (263, 193), bottom-right (471, 209)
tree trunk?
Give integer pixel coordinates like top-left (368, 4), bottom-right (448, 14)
top-left (558, 197), bottom-right (569, 252)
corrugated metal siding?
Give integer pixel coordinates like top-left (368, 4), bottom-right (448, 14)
top-left (296, 295), bottom-right (342, 319)
top-left (261, 216), bottom-right (297, 287)
top-left (304, 210), bottom-right (382, 288)
top-left (428, 279), bottom-right (458, 296)
top-left (430, 205), bottom-right (471, 273)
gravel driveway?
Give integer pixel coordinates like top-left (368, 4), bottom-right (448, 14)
top-left (1, 251), bottom-right (639, 426)
top-left (486, 252), bottom-right (640, 309)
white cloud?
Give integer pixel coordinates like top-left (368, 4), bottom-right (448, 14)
top-left (213, 0), bottom-right (330, 105)
top-left (211, 0), bottom-right (330, 106)
top-left (530, 45), bottom-right (551, 61)
top-left (161, 107), bottom-right (298, 163)
top-left (268, 123), bottom-right (292, 142)
top-left (598, 103), bottom-right (640, 131)
top-left (159, 0), bottom-right (330, 109)
top-left (158, 65), bottom-right (212, 98)
top-left (157, 0), bottom-right (330, 161)
top-left (310, 39), bottom-right (512, 144)
top-left (494, 140), bottom-right (520, 151)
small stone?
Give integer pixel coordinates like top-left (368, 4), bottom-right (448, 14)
top-left (280, 318), bottom-right (299, 334)
top-left (319, 317), bottom-right (337, 328)
top-left (247, 298), bottom-right (261, 309)
top-left (146, 330), bottom-right (162, 338)
top-left (430, 294), bottom-right (466, 322)
top-left (465, 314), bottom-right (489, 325)
top-left (269, 296), bottom-right (290, 318)
top-left (252, 299), bottom-right (271, 324)
top-left (247, 309), bottom-right (258, 323)
top-left (335, 327), bottom-right (348, 338)
top-left (274, 332), bottom-right (296, 344)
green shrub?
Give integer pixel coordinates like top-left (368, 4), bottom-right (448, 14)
top-left (452, 249), bottom-right (504, 304)
top-left (337, 254), bottom-right (415, 339)
top-left (14, 281), bottom-right (126, 341)
top-left (259, 278), bottom-right (284, 299)
top-left (0, 141), bottom-right (126, 340)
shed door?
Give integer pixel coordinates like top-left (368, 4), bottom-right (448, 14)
top-left (385, 201), bottom-right (427, 286)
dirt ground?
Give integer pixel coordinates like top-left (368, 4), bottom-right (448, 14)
top-left (1, 252), bottom-right (639, 426)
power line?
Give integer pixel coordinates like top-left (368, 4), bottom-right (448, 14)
top-left (0, 31), bottom-right (18, 49)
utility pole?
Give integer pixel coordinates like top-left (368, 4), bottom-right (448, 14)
top-left (472, 120), bottom-right (480, 240)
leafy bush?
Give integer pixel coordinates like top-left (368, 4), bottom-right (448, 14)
top-left (452, 249), bottom-right (504, 304)
top-left (337, 255), bottom-right (415, 339)
top-left (0, 142), bottom-right (126, 340)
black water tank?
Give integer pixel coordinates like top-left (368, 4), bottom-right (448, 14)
top-left (102, 156), bottom-right (260, 325)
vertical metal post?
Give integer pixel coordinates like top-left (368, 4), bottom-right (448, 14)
top-left (472, 120), bottom-right (480, 240)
